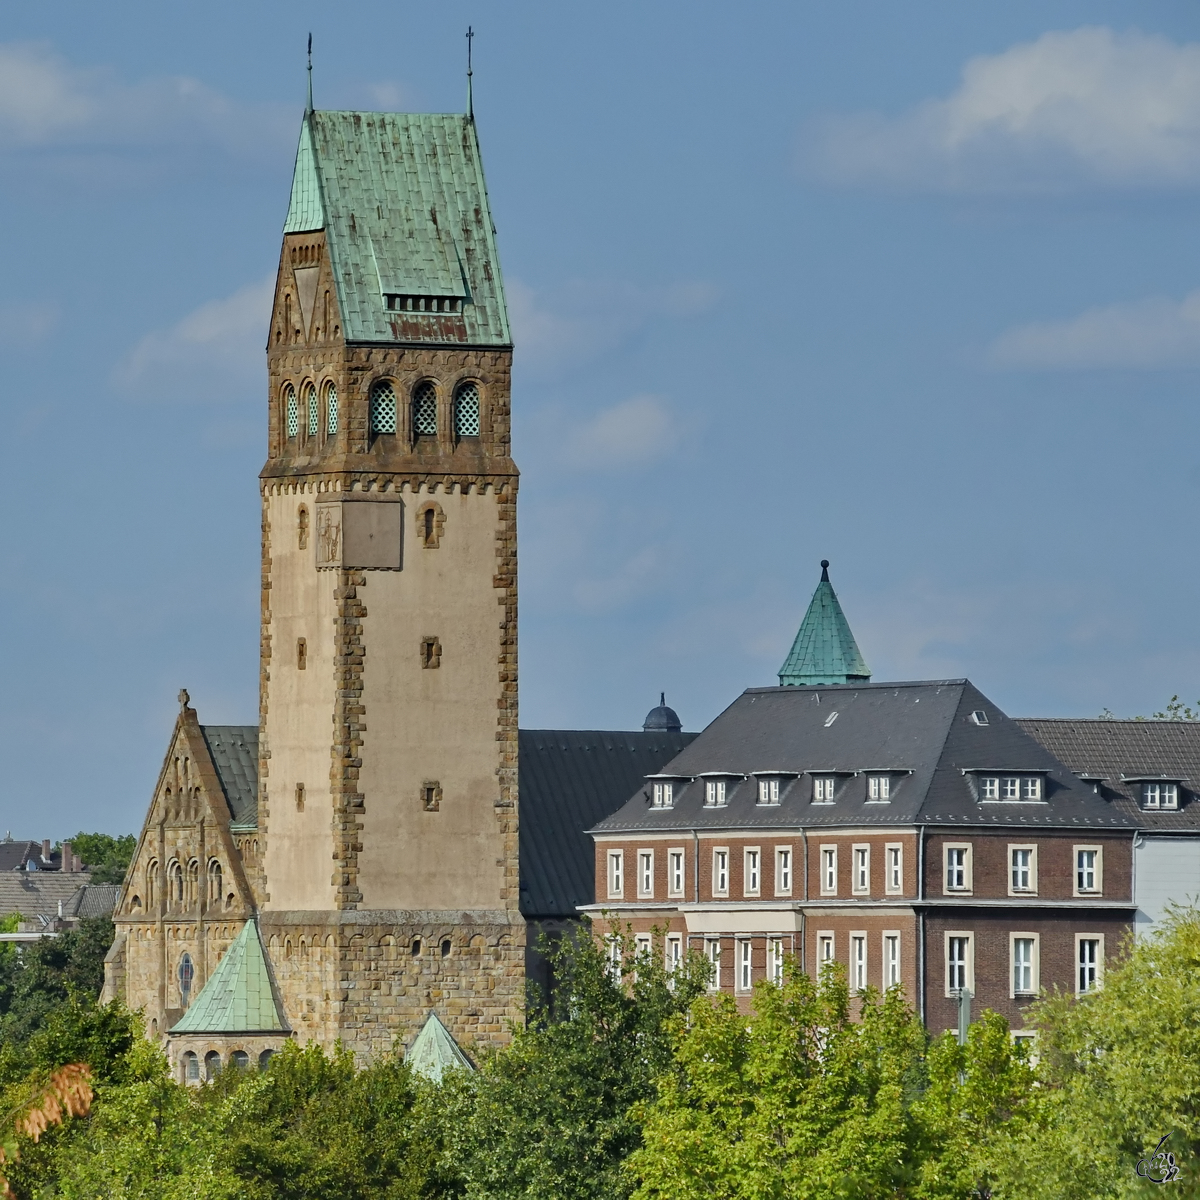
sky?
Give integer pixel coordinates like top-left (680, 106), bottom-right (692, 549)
top-left (3, 1), bottom-right (1200, 838)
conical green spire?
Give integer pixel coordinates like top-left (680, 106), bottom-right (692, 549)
top-left (778, 561), bottom-right (870, 686)
top-left (406, 1012), bottom-right (474, 1082)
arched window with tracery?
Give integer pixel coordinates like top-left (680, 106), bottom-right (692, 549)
top-left (454, 382), bottom-right (480, 437)
top-left (178, 952), bottom-right (194, 1007)
top-left (208, 860), bottom-right (222, 904)
top-left (284, 384), bottom-right (298, 439)
top-left (304, 383), bottom-right (318, 438)
top-left (167, 859), bottom-right (183, 909)
top-left (324, 381), bottom-right (338, 435)
top-left (369, 380), bottom-right (397, 434)
top-left (183, 1051), bottom-right (199, 1083)
top-left (412, 381), bottom-right (437, 437)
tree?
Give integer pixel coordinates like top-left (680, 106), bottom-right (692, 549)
top-left (67, 832), bottom-right (136, 884)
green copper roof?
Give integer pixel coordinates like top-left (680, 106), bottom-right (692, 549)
top-left (406, 1012), bottom-right (473, 1082)
top-left (283, 110), bottom-right (510, 347)
top-left (778, 561), bottom-right (871, 687)
top-left (169, 919), bottom-right (286, 1035)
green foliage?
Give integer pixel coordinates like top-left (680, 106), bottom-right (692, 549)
top-left (66, 832), bottom-right (136, 884)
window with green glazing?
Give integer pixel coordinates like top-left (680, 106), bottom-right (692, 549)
top-left (413, 381), bottom-right (437, 436)
top-left (284, 385), bottom-right (298, 439)
top-left (369, 381), bottom-right (397, 434)
top-left (325, 382), bottom-right (338, 435)
top-left (454, 382), bottom-right (480, 436)
top-left (305, 383), bottom-right (317, 437)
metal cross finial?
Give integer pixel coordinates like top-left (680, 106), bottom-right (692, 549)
top-left (306, 32), bottom-right (314, 114)
top-left (466, 26), bottom-right (475, 119)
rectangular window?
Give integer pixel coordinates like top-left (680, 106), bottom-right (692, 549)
top-left (813, 776), bottom-right (836, 803)
top-left (1077, 935), bottom-right (1103, 994)
top-left (852, 844), bottom-right (870, 894)
top-left (705, 779), bottom-right (726, 807)
top-left (851, 934), bottom-right (866, 991)
top-left (767, 937), bottom-right (784, 986)
top-left (651, 781), bottom-right (673, 808)
top-left (1022, 777), bottom-right (1042, 800)
top-left (638, 850), bottom-right (654, 898)
top-left (820, 845), bottom-right (838, 894)
top-left (607, 850), bottom-right (624, 899)
top-left (775, 846), bottom-right (792, 895)
top-left (1011, 934), bottom-right (1038, 997)
top-left (1074, 846), bottom-right (1102, 895)
top-left (981, 776), bottom-right (999, 799)
top-left (946, 932), bottom-right (972, 996)
top-left (668, 849), bottom-right (685, 897)
top-left (712, 849), bottom-right (729, 897)
top-left (606, 936), bottom-right (623, 981)
top-left (868, 774), bottom-right (890, 801)
top-left (944, 844), bottom-right (971, 893)
top-left (883, 932), bottom-right (900, 988)
top-left (1009, 845), bottom-right (1037, 894)
top-left (1002, 776), bottom-right (1020, 800)
top-left (738, 939), bottom-right (752, 992)
top-left (635, 933), bottom-right (652, 959)
top-left (818, 932), bottom-right (834, 968)
top-left (758, 777), bottom-right (780, 804)
top-left (666, 934), bottom-right (683, 975)
top-left (885, 843), bottom-right (903, 894)
top-left (705, 938), bottom-right (721, 991)
top-left (1143, 782), bottom-right (1179, 809)
top-left (744, 848), bottom-right (761, 896)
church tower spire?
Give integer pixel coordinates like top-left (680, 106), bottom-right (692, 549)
top-left (778, 560), bottom-right (870, 686)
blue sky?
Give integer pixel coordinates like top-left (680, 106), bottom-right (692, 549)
top-left (4, 1), bottom-right (1200, 837)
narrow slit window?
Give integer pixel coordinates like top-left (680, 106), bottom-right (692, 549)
top-left (296, 637), bottom-right (307, 670)
top-left (285, 385), bottom-right (298, 439)
top-left (305, 383), bottom-right (318, 437)
top-left (454, 382), bottom-right (481, 437)
top-left (325, 382), bottom-right (338, 435)
top-left (412, 381), bottom-right (438, 436)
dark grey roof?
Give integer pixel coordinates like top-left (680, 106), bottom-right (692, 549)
top-left (0, 841), bottom-right (54, 872)
top-left (592, 680), bottom-right (1133, 835)
top-left (519, 729), bottom-right (697, 918)
top-left (63, 884), bottom-right (120, 919)
top-left (1018, 718), bottom-right (1200, 831)
top-left (643, 695), bottom-right (683, 733)
top-left (201, 726), bottom-right (259, 828)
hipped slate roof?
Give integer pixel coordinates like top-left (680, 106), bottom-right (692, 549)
top-left (592, 680), bottom-right (1133, 834)
top-left (170, 919), bottom-right (287, 1035)
top-left (284, 110), bottom-right (510, 346)
top-left (200, 726), bottom-right (259, 829)
top-left (519, 730), bottom-right (697, 918)
top-left (779, 563), bottom-right (870, 686)
top-left (1018, 718), bottom-right (1200, 831)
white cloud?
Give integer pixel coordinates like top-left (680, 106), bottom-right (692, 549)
top-left (565, 394), bottom-right (678, 469)
top-left (811, 27), bottom-right (1200, 193)
top-left (114, 277), bottom-right (274, 402)
top-left (989, 290), bottom-right (1200, 369)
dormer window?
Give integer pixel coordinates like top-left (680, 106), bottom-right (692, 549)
top-left (976, 773), bottom-right (1044, 802)
top-left (652, 781), bottom-right (673, 809)
top-left (758, 778), bottom-right (779, 805)
top-left (1143, 782), bottom-right (1179, 810)
top-left (705, 780), bottom-right (726, 807)
top-left (867, 774), bottom-right (890, 801)
top-left (812, 776), bottom-right (836, 803)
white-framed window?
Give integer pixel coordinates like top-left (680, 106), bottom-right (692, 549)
top-left (758, 777), bottom-right (780, 805)
top-left (1074, 845), bottom-right (1102, 895)
top-left (983, 775), bottom-right (1042, 801)
top-left (651, 781), bottom-right (674, 808)
top-left (812, 776), bottom-right (836, 803)
top-left (852, 844), bottom-right (870, 895)
top-left (637, 850), bottom-right (654, 898)
top-left (767, 937), bottom-right (784, 986)
top-left (980, 776), bottom-right (999, 800)
top-left (943, 844), bottom-right (972, 894)
top-left (705, 938), bottom-right (721, 991)
top-left (737, 939), bottom-right (753, 992)
top-left (1011, 933), bottom-right (1039, 998)
top-left (668, 849), bottom-right (685, 898)
top-left (867, 774), bottom-right (890, 801)
top-left (945, 931), bottom-right (973, 997)
top-left (1076, 934), bottom-right (1103, 994)
top-left (1143, 782), bottom-right (1179, 810)
top-left (1008, 844), bottom-right (1037, 894)
top-left (606, 936), bottom-right (622, 981)
top-left (1023, 777), bottom-right (1042, 800)
top-left (704, 779), bottom-right (726, 807)
top-left (607, 850), bottom-right (624, 899)
top-left (775, 846), bottom-right (792, 896)
top-left (635, 933), bottom-right (652, 962)
top-left (666, 933), bottom-right (683, 975)
top-left (883, 932), bottom-right (901, 988)
top-left (851, 934), bottom-right (867, 991)
top-left (712, 849), bottom-right (729, 897)
top-left (820, 845), bottom-right (837, 895)
top-left (818, 932), bottom-right (834, 969)
top-left (885, 843), bottom-right (903, 894)
top-left (744, 848), bottom-right (761, 897)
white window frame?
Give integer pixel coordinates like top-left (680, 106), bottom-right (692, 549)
top-left (712, 848), bottom-right (729, 898)
top-left (944, 931), bottom-right (974, 997)
top-left (705, 937), bottom-right (722, 992)
top-left (1022, 776), bottom-right (1042, 801)
top-left (1002, 776), bottom-right (1020, 800)
top-left (637, 849), bottom-right (655, 899)
top-left (737, 938), bottom-right (753, 992)
top-left (1076, 933), bottom-right (1104, 994)
top-left (635, 932), bottom-right (652, 958)
top-left (757, 777), bottom-right (780, 805)
top-left (607, 850), bottom-right (624, 899)
top-left (774, 846), bottom-right (793, 896)
top-left (882, 931), bottom-right (901, 989)
top-left (1008, 844), bottom-right (1037, 895)
top-left (667, 848), bottom-right (685, 898)
top-left (820, 844), bottom-right (838, 895)
top-left (665, 933), bottom-right (683, 975)
top-left (852, 844), bottom-right (870, 895)
top-left (651, 781), bottom-right (674, 808)
top-left (606, 935), bottom-right (622, 981)
top-left (813, 775), bottom-right (836, 803)
top-left (817, 931), bottom-right (835, 969)
top-left (943, 843), bottom-right (972, 895)
top-left (885, 843), bottom-right (903, 894)
top-left (705, 779), bottom-right (726, 807)
top-left (867, 774), bottom-right (890, 801)
top-left (850, 932), bottom-right (867, 992)
top-left (1143, 782), bottom-right (1179, 810)
top-left (1073, 845), bottom-right (1103, 896)
top-left (767, 936), bottom-right (784, 986)
top-left (980, 775), bottom-right (999, 800)
top-left (743, 847), bottom-right (761, 897)
top-left (1010, 931), bottom-right (1040, 998)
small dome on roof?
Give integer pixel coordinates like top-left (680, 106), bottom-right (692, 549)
top-left (643, 693), bottom-right (682, 733)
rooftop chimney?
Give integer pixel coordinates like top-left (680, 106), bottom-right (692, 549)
top-left (61, 841), bottom-right (73, 873)
top-left (41, 839), bottom-right (50, 863)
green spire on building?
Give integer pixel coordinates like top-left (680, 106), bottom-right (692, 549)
top-left (406, 1012), bottom-right (474, 1082)
top-left (778, 560), bottom-right (871, 687)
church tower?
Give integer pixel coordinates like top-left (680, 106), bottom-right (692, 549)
top-left (257, 104), bottom-right (522, 1055)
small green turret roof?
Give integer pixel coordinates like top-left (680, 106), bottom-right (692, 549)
top-left (169, 919), bottom-right (286, 1035)
top-left (778, 561), bottom-right (871, 687)
top-left (406, 1012), bottom-right (473, 1082)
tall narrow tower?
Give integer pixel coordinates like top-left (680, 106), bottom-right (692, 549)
top-left (259, 106), bottom-right (522, 1056)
